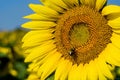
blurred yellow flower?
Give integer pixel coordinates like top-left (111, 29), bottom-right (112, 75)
top-left (0, 47), bottom-right (11, 55)
top-left (0, 29), bottom-right (26, 56)
top-left (9, 69), bottom-right (18, 77)
top-left (22, 0), bottom-right (120, 80)
top-left (0, 29), bottom-right (27, 79)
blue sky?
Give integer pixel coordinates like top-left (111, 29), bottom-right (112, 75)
top-left (0, 0), bottom-right (120, 31)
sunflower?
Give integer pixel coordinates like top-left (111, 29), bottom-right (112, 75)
top-left (22, 0), bottom-right (120, 80)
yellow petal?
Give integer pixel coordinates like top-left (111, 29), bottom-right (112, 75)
top-left (29, 4), bottom-right (59, 18)
top-left (108, 17), bottom-right (120, 29)
top-left (97, 54), bottom-right (113, 79)
top-left (32, 66), bottom-right (39, 72)
top-left (68, 64), bottom-right (78, 80)
top-left (106, 43), bottom-right (120, 62)
top-left (22, 30), bottom-right (53, 42)
top-left (102, 5), bottom-right (120, 16)
top-left (27, 62), bottom-right (39, 72)
top-left (22, 21), bottom-right (57, 29)
top-left (60, 61), bottom-right (72, 80)
top-left (40, 53), bottom-right (62, 80)
top-left (22, 37), bottom-right (53, 48)
top-left (95, 59), bottom-right (108, 80)
top-left (62, 0), bottom-right (79, 8)
top-left (24, 14), bottom-right (57, 21)
top-left (113, 30), bottom-right (120, 34)
top-left (27, 63), bottom-right (36, 71)
top-left (87, 60), bottom-right (98, 80)
top-left (22, 30), bottom-right (54, 48)
top-left (95, 0), bottom-right (107, 11)
top-left (37, 52), bottom-right (61, 78)
top-left (27, 73), bottom-right (39, 80)
top-left (80, 0), bottom-right (96, 8)
top-left (81, 63), bottom-right (88, 80)
top-left (107, 64), bottom-right (115, 71)
top-left (55, 60), bottom-right (69, 80)
top-left (23, 33), bottom-right (53, 43)
top-left (106, 53), bottom-right (120, 66)
top-left (22, 40), bottom-right (44, 48)
top-left (99, 75), bottom-right (107, 80)
top-left (106, 13), bottom-right (120, 20)
top-left (29, 60), bottom-right (45, 72)
top-left (34, 49), bottom-right (57, 63)
top-left (24, 43), bottom-right (48, 54)
top-left (41, 0), bottom-right (65, 13)
top-left (98, 69), bottom-right (108, 80)
top-left (111, 33), bottom-right (120, 49)
top-left (104, 43), bottom-right (120, 66)
top-left (25, 40), bottom-right (56, 62)
top-left (71, 0), bottom-right (80, 6)
top-left (41, 0), bottom-right (68, 9)
top-left (69, 64), bottom-right (83, 80)
top-left (30, 49), bottom-right (57, 70)
top-left (77, 64), bottom-right (84, 80)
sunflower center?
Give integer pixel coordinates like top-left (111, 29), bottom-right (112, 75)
top-left (55, 6), bottom-right (112, 64)
top-left (70, 23), bottom-right (90, 47)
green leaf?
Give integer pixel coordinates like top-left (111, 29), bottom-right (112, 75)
top-left (14, 62), bottom-right (28, 80)
top-left (46, 73), bottom-right (54, 80)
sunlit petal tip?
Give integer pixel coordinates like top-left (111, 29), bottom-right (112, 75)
top-left (23, 14), bottom-right (40, 19)
top-left (24, 56), bottom-right (32, 62)
top-left (102, 5), bottom-right (120, 16)
top-left (21, 21), bottom-right (57, 29)
top-left (29, 3), bottom-right (59, 18)
top-left (21, 23), bottom-right (28, 28)
top-left (108, 17), bottom-right (120, 29)
top-left (29, 3), bottom-right (36, 9)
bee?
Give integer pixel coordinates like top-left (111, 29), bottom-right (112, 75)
top-left (69, 48), bottom-right (75, 56)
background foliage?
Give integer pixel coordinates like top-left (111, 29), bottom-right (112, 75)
top-left (0, 28), bottom-right (28, 80)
